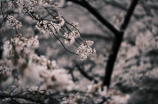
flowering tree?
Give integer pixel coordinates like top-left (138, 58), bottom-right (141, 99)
top-left (1, 0), bottom-right (158, 104)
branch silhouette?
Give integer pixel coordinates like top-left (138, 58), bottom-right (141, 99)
top-left (66, 0), bottom-right (119, 35)
top-left (66, 0), bottom-right (139, 89)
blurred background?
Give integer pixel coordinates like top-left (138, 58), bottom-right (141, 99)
top-left (1, 0), bottom-right (158, 104)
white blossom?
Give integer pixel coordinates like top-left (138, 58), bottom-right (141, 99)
top-left (63, 31), bottom-right (81, 46)
top-left (36, 21), bottom-right (52, 35)
top-left (46, 69), bottom-right (74, 90)
top-left (26, 36), bottom-right (39, 48)
top-left (1, 34), bottom-right (75, 91)
top-left (57, 17), bottom-right (65, 27)
top-left (71, 22), bottom-right (79, 29)
top-left (72, 31), bottom-right (80, 38)
top-left (3, 41), bottom-right (12, 58)
top-left (64, 35), bottom-right (75, 45)
top-left (6, 15), bottom-right (22, 29)
top-left (77, 40), bottom-right (96, 60)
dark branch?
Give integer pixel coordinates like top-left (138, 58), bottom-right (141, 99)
top-left (0, 94), bottom-right (45, 104)
top-left (66, 0), bottom-right (139, 89)
top-left (82, 33), bottom-right (113, 41)
top-left (66, 0), bottom-right (119, 35)
top-left (103, 0), bottom-right (139, 89)
top-left (120, 0), bottom-right (140, 31)
top-left (0, 40), bottom-right (3, 59)
top-left (65, 66), bottom-right (78, 82)
top-left (76, 64), bottom-right (98, 83)
top-left (103, 0), bottom-right (127, 11)
top-left (0, 1), bottom-right (4, 19)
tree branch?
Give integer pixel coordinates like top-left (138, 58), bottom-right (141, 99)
top-left (82, 33), bottom-right (113, 41)
top-left (0, 94), bottom-right (45, 104)
top-left (75, 64), bottom-right (98, 83)
top-left (120, 0), bottom-right (140, 31)
top-left (103, 0), bottom-right (139, 89)
top-left (0, 40), bottom-right (3, 59)
top-left (66, 0), bottom-right (119, 35)
top-left (103, 0), bottom-right (127, 11)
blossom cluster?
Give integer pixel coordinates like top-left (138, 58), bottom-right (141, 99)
top-left (64, 31), bottom-right (80, 45)
top-left (35, 16), bottom-right (96, 60)
top-left (0, 60), bottom-right (11, 74)
top-left (3, 34), bottom-right (39, 58)
top-left (77, 40), bottom-right (96, 60)
top-left (30, 54), bottom-right (58, 70)
top-left (15, 0), bottom-right (66, 35)
top-left (35, 16), bottom-right (65, 35)
top-left (2, 34), bottom-right (74, 91)
top-left (13, 0), bottom-right (97, 61)
top-left (6, 15), bottom-right (22, 29)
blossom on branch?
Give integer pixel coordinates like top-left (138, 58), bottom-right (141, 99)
top-left (77, 40), bottom-right (96, 60)
top-left (6, 15), bottom-right (22, 29)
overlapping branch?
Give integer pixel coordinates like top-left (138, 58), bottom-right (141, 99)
top-left (66, 0), bottom-right (119, 35)
top-left (66, 0), bottom-right (139, 90)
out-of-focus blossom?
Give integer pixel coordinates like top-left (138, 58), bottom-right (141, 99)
top-left (1, 34), bottom-right (75, 91)
top-left (136, 31), bottom-right (158, 53)
top-left (27, 36), bottom-right (39, 48)
top-left (17, 0), bottom-right (62, 13)
top-left (71, 22), bottom-right (79, 29)
top-left (46, 69), bottom-right (75, 90)
top-left (87, 83), bottom-right (107, 96)
top-left (61, 93), bottom-right (85, 104)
